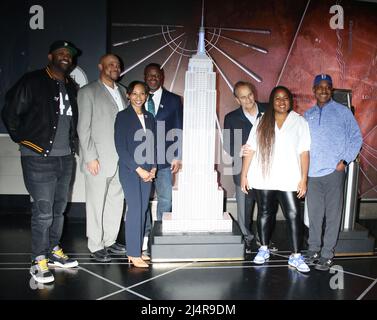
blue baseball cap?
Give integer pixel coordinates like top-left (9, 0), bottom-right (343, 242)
top-left (313, 74), bottom-right (332, 86)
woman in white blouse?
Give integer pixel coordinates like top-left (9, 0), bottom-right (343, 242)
top-left (240, 86), bottom-right (311, 273)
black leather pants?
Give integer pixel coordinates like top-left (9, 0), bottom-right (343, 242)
top-left (255, 189), bottom-right (303, 253)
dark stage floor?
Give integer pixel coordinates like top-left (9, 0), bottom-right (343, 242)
top-left (0, 213), bottom-right (376, 301)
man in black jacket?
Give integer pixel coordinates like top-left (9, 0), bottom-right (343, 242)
top-left (224, 81), bottom-right (267, 253)
top-left (2, 40), bottom-right (80, 284)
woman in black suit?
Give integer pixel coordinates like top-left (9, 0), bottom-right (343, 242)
top-left (114, 81), bottom-right (156, 268)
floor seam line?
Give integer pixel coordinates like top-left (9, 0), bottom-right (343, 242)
top-left (357, 278), bottom-right (377, 300)
top-left (79, 266), bottom-right (152, 300)
top-left (78, 266), bottom-right (127, 290)
top-left (126, 262), bottom-right (194, 290)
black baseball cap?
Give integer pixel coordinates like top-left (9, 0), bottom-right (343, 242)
top-left (49, 40), bottom-right (78, 56)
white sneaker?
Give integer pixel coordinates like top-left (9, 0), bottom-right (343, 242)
top-left (253, 246), bottom-right (270, 264)
top-left (288, 253), bottom-right (310, 273)
top-left (142, 236), bottom-right (149, 251)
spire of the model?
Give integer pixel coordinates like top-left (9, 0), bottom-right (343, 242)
top-left (197, 0), bottom-right (205, 55)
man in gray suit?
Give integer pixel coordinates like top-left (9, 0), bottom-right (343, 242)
top-left (77, 54), bottom-right (127, 262)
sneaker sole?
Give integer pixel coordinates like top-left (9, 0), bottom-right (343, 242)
top-left (30, 271), bottom-right (54, 284)
top-left (48, 261), bottom-right (79, 268)
top-left (253, 258), bottom-right (269, 264)
top-left (288, 263), bottom-right (310, 273)
top-left (288, 265), bottom-right (311, 276)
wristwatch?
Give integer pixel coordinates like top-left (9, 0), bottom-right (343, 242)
top-left (341, 160), bottom-right (348, 166)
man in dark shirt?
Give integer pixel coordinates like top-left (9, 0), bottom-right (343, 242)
top-left (2, 40), bottom-right (80, 284)
top-left (224, 81), bottom-right (273, 253)
top-left (224, 81), bottom-right (265, 252)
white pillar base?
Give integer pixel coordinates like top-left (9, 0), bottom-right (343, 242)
top-left (162, 212), bottom-right (233, 233)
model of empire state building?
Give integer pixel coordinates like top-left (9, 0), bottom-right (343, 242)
top-left (162, 12), bottom-right (232, 233)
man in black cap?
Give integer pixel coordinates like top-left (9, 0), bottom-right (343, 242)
top-left (2, 40), bottom-right (80, 284)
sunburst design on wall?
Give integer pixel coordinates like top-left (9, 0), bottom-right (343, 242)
top-left (112, 20), bottom-right (270, 94)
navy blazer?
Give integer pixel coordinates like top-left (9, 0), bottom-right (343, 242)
top-left (223, 102), bottom-right (267, 186)
top-left (154, 89), bottom-right (183, 169)
top-left (114, 105), bottom-right (157, 174)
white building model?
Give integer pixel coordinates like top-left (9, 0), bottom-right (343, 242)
top-left (162, 9), bottom-right (232, 233)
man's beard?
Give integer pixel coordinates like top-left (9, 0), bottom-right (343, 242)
top-left (51, 59), bottom-right (72, 75)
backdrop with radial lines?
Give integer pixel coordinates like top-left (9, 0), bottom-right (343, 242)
top-left (110, 0), bottom-right (377, 199)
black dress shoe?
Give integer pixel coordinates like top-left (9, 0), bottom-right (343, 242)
top-left (314, 257), bottom-right (333, 271)
top-left (91, 249), bottom-right (112, 262)
top-left (106, 242), bottom-right (126, 254)
top-left (244, 237), bottom-right (254, 254)
top-left (269, 241), bottom-right (279, 252)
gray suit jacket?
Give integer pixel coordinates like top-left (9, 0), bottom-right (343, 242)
top-left (77, 80), bottom-right (127, 177)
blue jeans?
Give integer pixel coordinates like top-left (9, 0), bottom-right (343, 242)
top-left (21, 155), bottom-right (74, 260)
top-left (144, 166), bottom-right (172, 237)
top-left (155, 167), bottom-right (173, 221)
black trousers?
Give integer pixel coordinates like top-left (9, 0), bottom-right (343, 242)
top-left (255, 189), bottom-right (303, 253)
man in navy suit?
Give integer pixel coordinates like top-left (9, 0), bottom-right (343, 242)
top-left (223, 81), bottom-right (268, 253)
top-left (143, 63), bottom-right (183, 246)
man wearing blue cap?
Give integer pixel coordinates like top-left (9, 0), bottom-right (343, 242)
top-left (304, 74), bottom-right (362, 271)
top-left (2, 40), bottom-right (80, 284)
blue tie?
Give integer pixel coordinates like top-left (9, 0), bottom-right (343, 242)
top-left (147, 93), bottom-right (155, 116)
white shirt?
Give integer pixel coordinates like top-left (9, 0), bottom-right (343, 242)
top-left (104, 83), bottom-right (124, 112)
top-left (242, 105), bottom-right (259, 125)
top-left (246, 111), bottom-right (310, 191)
top-left (150, 86), bottom-right (163, 115)
top-left (137, 114), bottom-right (146, 132)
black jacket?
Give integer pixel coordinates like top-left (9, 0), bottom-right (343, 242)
top-left (2, 67), bottom-right (78, 156)
top-left (223, 103), bottom-right (267, 186)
